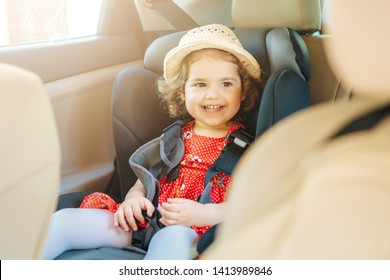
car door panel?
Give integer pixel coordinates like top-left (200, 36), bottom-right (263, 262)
top-left (47, 61), bottom-right (143, 194)
top-left (0, 31), bottom-right (145, 195)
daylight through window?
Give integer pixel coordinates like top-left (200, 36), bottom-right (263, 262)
top-left (0, 0), bottom-right (103, 46)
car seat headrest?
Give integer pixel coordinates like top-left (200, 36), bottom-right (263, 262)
top-left (325, 0), bottom-right (390, 97)
top-left (266, 28), bottom-right (310, 81)
top-left (232, 0), bottom-right (321, 33)
top-left (144, 31), bottom-right (185, 75)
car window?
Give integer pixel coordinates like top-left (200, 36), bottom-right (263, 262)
top-left (0, 0), bottom-right (103, 46)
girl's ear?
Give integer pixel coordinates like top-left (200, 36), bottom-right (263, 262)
top-left (179, 91), bottom-right (185, 101)
top-left (241, 90), bottom-right (246, 101)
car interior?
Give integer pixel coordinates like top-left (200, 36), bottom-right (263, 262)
top-left (1, 0), bottom-right (389, 260)
top-left (55, 0), bottom-right (315, 259)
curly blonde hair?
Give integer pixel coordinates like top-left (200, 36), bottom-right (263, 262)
top-left (157, 49), bottom-right (261, 121)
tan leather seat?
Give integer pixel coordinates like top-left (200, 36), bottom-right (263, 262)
top-left (205, 0), bottom-right (390, 259)
top-left (0, 63), bottom-right (61, 259)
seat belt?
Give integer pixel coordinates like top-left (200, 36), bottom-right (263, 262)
top-left (201, 129), bottom-right (254, 203)
top-left (332, 104), bottom-right (390, 138)
top-left (147, 0), bottom-right (199, 30)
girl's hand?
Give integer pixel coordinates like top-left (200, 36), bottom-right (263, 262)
top-left (159, 198), bottom-right (209, 227)
top-left (113, 195), bottom-right (154, 232)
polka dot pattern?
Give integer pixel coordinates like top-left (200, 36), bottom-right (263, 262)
top-left (159, 121), bottom-right (243, 234)
top-left (80, 192), bottom-right (120, 212)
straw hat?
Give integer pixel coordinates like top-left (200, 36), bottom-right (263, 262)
top-left (163, 23), bottom-right (261, 82)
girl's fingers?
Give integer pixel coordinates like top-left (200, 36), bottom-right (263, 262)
top-left (114, 197), bottom-right (158, 232)
top-left (114, 209), bottom-right (130, 232)
top-left (124, 208), bottom-right (139, 231)
top-left (167, 198), bottom-right (187, 204)
top-left (160, 201), bottom-right (181, 213)
top-left (144, 199), bottom-right (155, 218)
top-left (131, 203), bottom-right (144, 224)
top-left (132, 199), bottom-right (155, 225)
top-left (159, 204), bottom-right (179, 221)
top-left (113, 213), bottom-right (119, 226)
top-left (159, 216), bottom-right (177, 226)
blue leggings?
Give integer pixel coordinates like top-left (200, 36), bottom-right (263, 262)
top-left (43, 208), bottom-right (197, 260)
top-left (144, 225), bottom-right (198, 260)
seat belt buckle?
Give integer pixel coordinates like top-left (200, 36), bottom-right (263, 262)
top-left (228, 129), bottom-right (254, 149)
top-left (137, 221), bottom-right (149, 229)
top-left (132, 210), bottom-right (163, 251)
top-left (233, 137), bottom-right (249, 148)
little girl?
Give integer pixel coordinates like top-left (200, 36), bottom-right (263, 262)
top-left (43, 23), bottom-right (261, 260)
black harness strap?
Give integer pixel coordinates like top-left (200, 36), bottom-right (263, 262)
top-left (199, 129), bottom-right (254, 203)
top-left (332, 104), bottom-right (390, 138)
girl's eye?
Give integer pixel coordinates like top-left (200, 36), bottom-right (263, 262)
top-left (195, 83), bottom-right (206, 88)
top-left (221, 82), bottom-right (232, 87)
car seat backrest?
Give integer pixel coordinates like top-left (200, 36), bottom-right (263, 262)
top-left (111, 67), bottom-right (173, 199)
top-left (255, 27), bottom-right (311, 136)
top-left (0, 63), bottom-right (60, 259)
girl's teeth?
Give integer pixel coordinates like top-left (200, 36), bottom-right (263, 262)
top-left (205, 105), bottom-right (222, 110)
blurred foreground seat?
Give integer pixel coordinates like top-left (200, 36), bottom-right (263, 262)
top-left (205, 0), bottom-right (390, 259)
top-left (0, 63), bottom-right (61, 259)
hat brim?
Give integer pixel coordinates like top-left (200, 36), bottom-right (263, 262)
top-left (163, 40), bottom-right (261, 82)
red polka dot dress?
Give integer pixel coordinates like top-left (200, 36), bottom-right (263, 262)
top-left (158, 120), bottom-right (244, 235)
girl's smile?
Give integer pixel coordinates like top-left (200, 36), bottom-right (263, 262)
top-left (203, 105), bottom-right (225, 113)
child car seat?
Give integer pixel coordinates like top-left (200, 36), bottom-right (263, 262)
top-left (55, 0), bottom-right (320, 260)
top-left (55, 28), bottom-right (312, 259)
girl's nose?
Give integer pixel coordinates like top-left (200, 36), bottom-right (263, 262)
top-left (205, 86), bottom-right (219, 99)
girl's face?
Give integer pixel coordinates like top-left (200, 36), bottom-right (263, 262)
top-left (184, 50), bottom-right (244, 135)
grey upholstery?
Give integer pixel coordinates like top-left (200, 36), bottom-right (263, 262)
top-left (255, 28), bottom-right (310, 136)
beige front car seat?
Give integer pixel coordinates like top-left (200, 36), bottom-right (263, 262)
top-left (0, 63), bottom-right (61, 259)
top-left (205, 0), bottom-right (390, 259)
